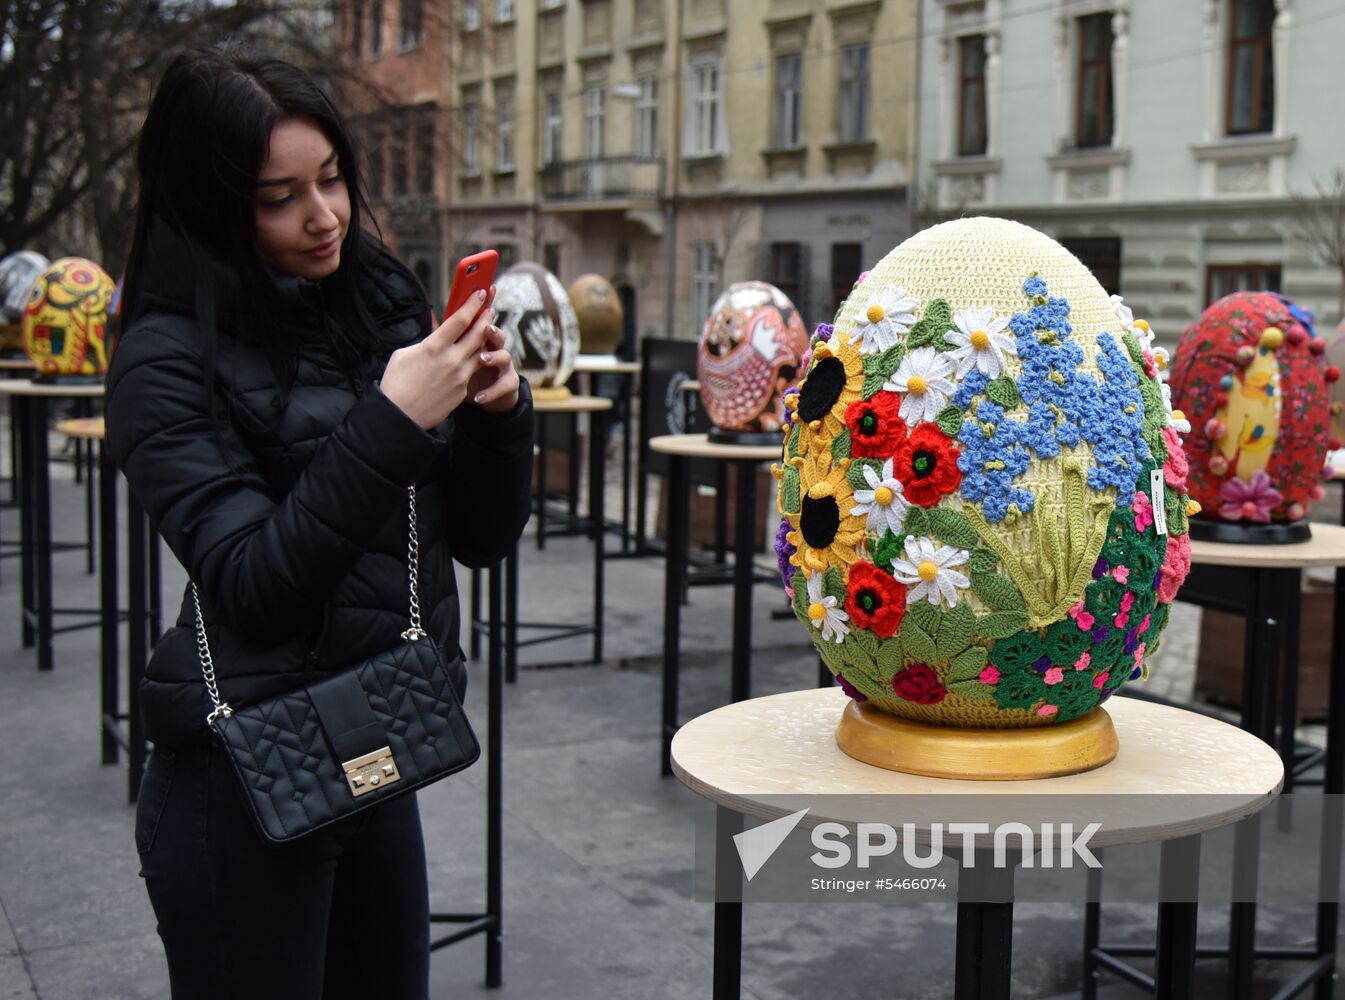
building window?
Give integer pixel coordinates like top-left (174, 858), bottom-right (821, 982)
top-left (635, 76), bottom-right (659, 158)
top-left (1060, 238), bottom-right (1122, 296)
top-left (366, 130), bottom-right (384, 196)
top-left (769, 242), bottom-right (804, 317)
top-left (830, 242), bottom-right (863, 317)
top-left (369, 0), bottom-right (383, 57)
top-left (496, 0), bottom-right (514, 22)
top-left (687, 57), bottom-right (724, 156)
top-left (773, 53), bottom-right (802, 149)
top-left (464, 0), bottom-right (480, 32)
top-left (542, 89), bottom-right (562, 165)
top-left (691, 241), bottom-right (718, 333)
top-left (1076, 14), bottom-right (1114, 148)
top-left (958, 35), bottom-right (987, 156)
top-left (463, 104), bottom-right (481, 175)
top-left (351, 0), bottom-right (364, 55)
top-left (415, 118), bottom-right (434, 194)
top-left (497, 244), bottom-right (518, 270)
top-left (1226, 0), bottom-right (1275, 135)
top-left (542, 0), bottom-right (563, 8)
top-left (543, 242), bottom-right (561, 277)
top-left (390, 129), bottom-right (408, 195)
top-left (399, 0), bottom-right (423, 49)
top-left (583, 84), bottom-right (606, 159)
top-left (496, 90), bottom-right (515, 171)
top-left (1206, 263), bottom-right (1281, 305)
top-left (838, 43), bottom-right (869, 144)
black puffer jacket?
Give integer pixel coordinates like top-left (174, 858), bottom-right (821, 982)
top-left (107, 230), bottom-right (533, 749)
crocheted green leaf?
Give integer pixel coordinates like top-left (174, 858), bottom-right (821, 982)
top-left (935, 405), bottom-right (964, 437)
top-left (877, 637), bottom-right (905, 675)
top-left (815, 634), bottom-right (847, 675)
top-left (936, 604), bottom-right (975, 660)
top-left (927, 508), bottom-right (978, 551)
top-left (949, 678), bottom-right (998, 701)
top-left (973, 611), bottom-right (1030, 640)
top-left (785, 423), bottom-right (801, 459)
top-left (847, 457), bottom-right (883, 492)
top-left (842, 639), bottom-right (876, 674)
top-left (995, 669), bottom-right (1047, 711)
top-left (985, 377), bottom-right (1021, 409)
top-left (907, 299), bottom-right (953, 350)
top-left (1120, 331), bottom-right (1146, 369)
top-left (867, 529), bottom-right (905, 573)
top-left (862, 372), bottom-right (887, 400)
top-left (852, 627), bottom-right (879, 658)
top-left (947, 645), bottom-right (989, 683)
top-left (1044, 619), bottom-right (1091, 663)
top-left (907, 601), bottom-right (940, 635)
top-left (903, 506), bottom-right (929, 538)
top-left (791, 570), bottom-right (809, 620)
top-left (1165, 487), bottom-right (1187, 535)
top-left (899, 615), bottom-right (938, 664)
top-left (830, 429), bottom-right (852, 463)
top-left (780, 464), bottom-right (801, 514)
top-left (969, 546), bottom-right (999, 575)
top-left (970, 571), bottom-right (1026, 612)
top-left (862, 344), bottom-right (904, 379)
top-left (823, 565), bottom-right (847, 602)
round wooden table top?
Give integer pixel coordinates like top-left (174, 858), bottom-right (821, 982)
top-left (671, 688), bottom-right (1282, 849)
top-left (680, 380), bottom-right (700, 392)
top-left (648, 432), bottom-right (782, 462)
top-left (0, 357), bottom-right (35, 372)
top-left (532, 394), bottom-right (614, 414)
top-left (1188, 520), bottom-right (1345, 568)
top-left (0, 377), bottom-right (104, 398)
top-left (572, 355), bottom-right (641, 375)
top-left (55, 417), bottom-right (105, 440)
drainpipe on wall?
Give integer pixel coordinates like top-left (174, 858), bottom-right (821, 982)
top-left (662, 0), bottom-right (683, 341)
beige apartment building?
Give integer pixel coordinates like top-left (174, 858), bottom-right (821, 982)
top-left (347, 0), bottom-right (920, 346)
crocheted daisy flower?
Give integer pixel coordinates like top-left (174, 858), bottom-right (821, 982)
top-left (852, 287), bottom-right (918, 356)
top-left (1110, 294), bottom-right (1134, 332)
top-left (891, 536), bottom-right (971, 607)
top-left (945, 307), bottom-right (1016, 378)
top-left (805, 570), bottom-right (849, 643)
top-left (884, 346), bottom-right (955, 425)
top-left (850, 457), bottom-right (909, 536)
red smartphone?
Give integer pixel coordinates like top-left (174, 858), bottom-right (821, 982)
top-left (443, 249), bottom-right (499, 325)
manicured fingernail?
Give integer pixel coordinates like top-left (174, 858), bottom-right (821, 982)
top-left (474, 392), bottom-right (487, 403)
top-left (480, 352), bottom-right (491, 363)
top-left (476, 289), bottom-right (487, 300)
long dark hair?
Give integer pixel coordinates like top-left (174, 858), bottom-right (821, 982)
top-left (121, 41), bottom-right (388, 429)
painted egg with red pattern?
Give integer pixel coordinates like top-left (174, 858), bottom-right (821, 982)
top-left (21, 257), bottom-right (114, 377)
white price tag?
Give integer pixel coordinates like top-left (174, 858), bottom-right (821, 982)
top-left (1150, 469), bottom-right (1167, 536)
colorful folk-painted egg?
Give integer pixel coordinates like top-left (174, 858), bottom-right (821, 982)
top-left (774, 217), bottom-right (1191, 729)
top-left (1325, 322), bottom-right (1345, 469)
top-left (696, 281), bottom-right (809, 438)
top-left (493, 262), bottom-right (580, 391)
top-left (567, 273), bottom-right (624, 356)
top-left (0, 251), bottom-right (49, 324)
top-left (1170, 292), bottom-right (1332, 533)
top-left (21, 257), bottom-right (114, 377)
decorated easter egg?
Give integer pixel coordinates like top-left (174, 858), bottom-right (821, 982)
top-left (774, 217), bottom-right (1191, 731)
top-left (0, 251), bottom-right (48, 324)
top-left (696, 281), bottom-right (809, 439)
top-left (567, 273), bottom-right (624, 356)
top-left (493, 262), bottom-right (580, 391)
top-left (1325, 322), bottom-right (1345, 470)
top-left (1170, 292), bottom-right (1332, 537)
top-left (21, 257), bottom-right (114, 377)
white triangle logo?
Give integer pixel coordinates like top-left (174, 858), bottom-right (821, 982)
top-left (733, 808), bottom-right (810, 882)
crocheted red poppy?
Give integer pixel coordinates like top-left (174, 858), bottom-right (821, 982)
top-left (894, 423), bottom-right (962, 507)
top-left (892, 663), bottom-right (946, 704)
top-left (844, 393), bottom-right (907, 458)
top-left (844, 562), bottom-right (906, 637)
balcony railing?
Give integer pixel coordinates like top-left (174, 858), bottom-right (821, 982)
top-left (538, 156), bottom-right (664, 203)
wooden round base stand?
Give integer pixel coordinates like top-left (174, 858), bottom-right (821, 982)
top-left (531, 384), bottom-right (573, 401)
top-left (835, 702), bottom-right (1118, 780)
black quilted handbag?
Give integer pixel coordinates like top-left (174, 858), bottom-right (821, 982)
top-left (192, 487), bottom-right (480, 843)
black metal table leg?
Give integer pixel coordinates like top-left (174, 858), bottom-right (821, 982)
top-left (567, 412), bottom-right (580, 521)
top-left (469, 566), bottom-right (482, 660)
top-left (730, 459), bottom-right (755, 703)
top-left (713, 805), bottom-right (744, 1000)
top-left (486, 556), bottom-right (504, 987)
top-left (661, 453), bottom-right (688, 776)
top-left (536, 412), bottom-right (548, 550)
top-left (1082, 854), bottom-right (1103, 1000)
top-left (1156, 834), bottom-right (1201, 1000)
top-left (98, 440), bottom-right (118, 765)
top-left (589, 407), bottom-right (606, 664)
top-left (31, 395), bottom-right (53, 671)
top-left (18, 397), bottom-right (34, 648)
top-left (505, 542), bottom-right (519, 686)
top-left (620, 372), bottom-right (633, 552)
top-left (1315, 557), bottom-right (1345, 999)
top-left (126, 488), bottom-right (149, 803)
top-left (954, 855), bottom-right (1015, 1000)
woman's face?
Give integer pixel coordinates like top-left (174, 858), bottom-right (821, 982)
top-left (254, 116), bottom-right (351, 280)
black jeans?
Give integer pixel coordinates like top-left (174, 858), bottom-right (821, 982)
top-left (136, 745), bottom-right (430, 1000)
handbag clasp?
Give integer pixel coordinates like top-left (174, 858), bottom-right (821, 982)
top-left (342, 747), bottom-right (401, 797)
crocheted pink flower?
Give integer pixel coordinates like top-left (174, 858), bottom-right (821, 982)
top-left (1218, 471), bottom-right (1282, 523)
top-left (1132, 491), bottom-right (1154, 533)
top-left (1074, 651), bottom-right (1091, 671)
top-left (1037, 704), bottom-right (1059, 717)
top-left (979, 665), bottom-right (1000, 685)
top-left (1044, 667), bottom-right (1064, 686)
top-left (1120, 592), bottom-right (1135, 613)
top-left (1093, 671), bottom-right (1110, 689)
top-left (1112, 565), bottom-right (1130, 584)
top-left (1158, 534), bottom-right (1190, 604)
top-left (1075, 610), bottom-right (1095, 631)
top-left (1161, 427), bottom-right (1188, 491)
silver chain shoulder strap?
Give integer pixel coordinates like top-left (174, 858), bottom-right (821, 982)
top-left (194, 486), bottom-right (424, 727)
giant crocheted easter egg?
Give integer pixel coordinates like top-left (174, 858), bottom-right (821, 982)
top-left (775, 217), bottom-right (1192, 734)
top-left (493, 262), bottom-right (580, 393)
top-left (21, 257), bottom-right (114, 378)
top-left (567, 273), bottom-right (624, 356)
top-left (697, 281), bottom-right (809, 441)
top-left (0, 251), bottom-right (48, 324)
top-left (1169, 292), bottom-right (1336, 541)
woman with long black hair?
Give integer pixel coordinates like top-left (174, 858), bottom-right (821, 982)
top-left (108, 41), bottom-right (532, 998)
